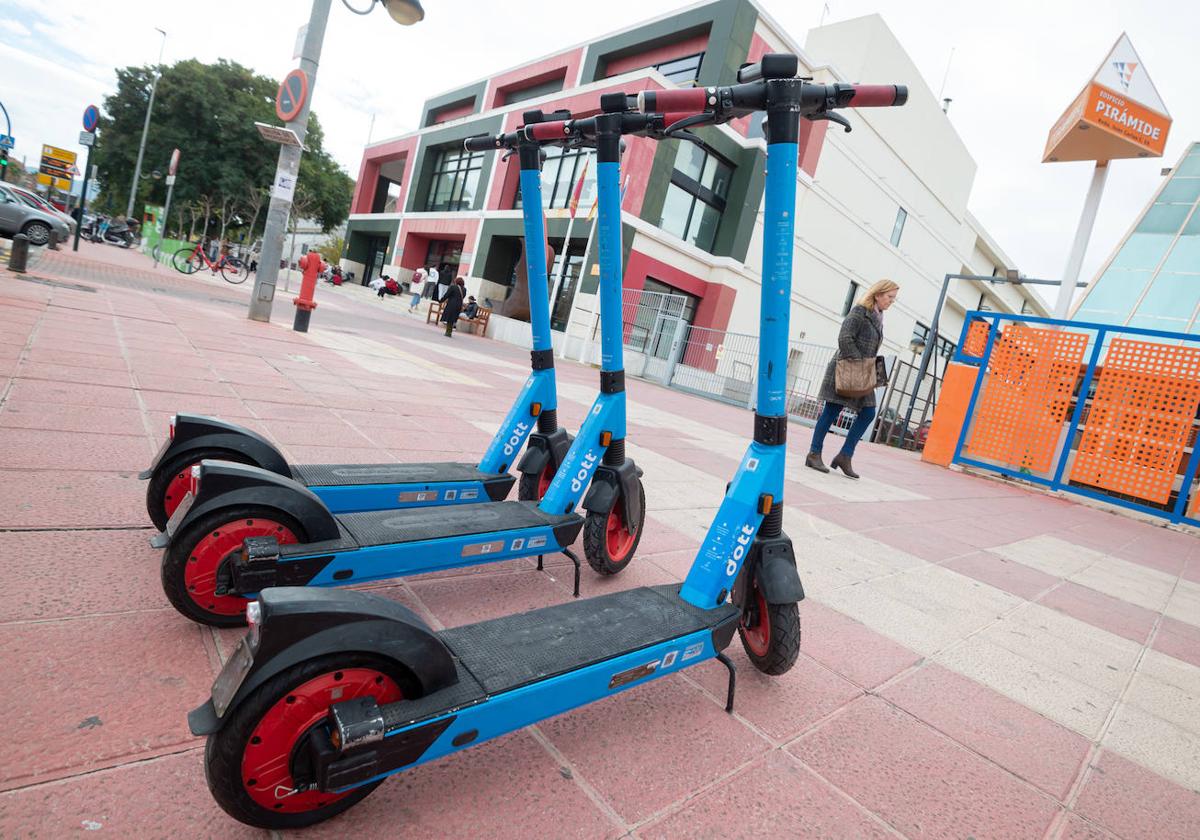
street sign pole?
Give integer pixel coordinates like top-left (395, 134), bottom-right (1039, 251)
top-left (73, 141), bottom-right (94, 253)
top-left (156, 148), bottom-right (180, 270)
top-left (248, 0), bottom-right (331, 323)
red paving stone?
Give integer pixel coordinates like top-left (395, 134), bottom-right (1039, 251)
top-left (1039, 581), bottom-right (1160, 645)
top-left (1074, 749), bottom-right (1200, 840)
top-left (879, 663), bottom-right (1090, 799)
top-left (6, 378), bottom-right (139, 408)
top-left (788, 696), bottom-right (1060, 839)
top-left (287, 731), bottom-right (619, 840)
top-left (1152, 617), bottom-right (1200, 669)
top-left (539, 677), bottom-right (768, 824)
top-left (0, 750), bottom-right (265, 839)
top-left (639, 751), bottom-right (894, 840)
top-left (689, 648), bottom-right (863, 742)
top-left (0, 427), bottom-right (152, 471)
top-left (798, 599), bottom-right (922, 689)
top-left (0, 401), bottom-right (146, 435)
top-left (0, 611), bottom-right (215, 790)
top-left (1059, 814), bottom-right (1121, 839)
top-left (0, 469), bottom-right (145, 528)
top-left (0, 529), bottom-right (165, 622)
top-left (943, 550), bottom-right (1060, 600)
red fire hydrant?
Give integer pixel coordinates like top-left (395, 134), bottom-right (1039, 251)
top-left (293, 251), bottom-right (326, 332)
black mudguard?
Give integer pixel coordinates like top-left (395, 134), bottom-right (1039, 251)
top-left (733, 531), bottom-right (805, 606)
top-left (581, 458), bottom-right (643, 528)
top-left (169, 460), bottom-right (340, 545)
top-left (139, 413), bottom-right (290, 480)
top-left (188, 587), bottom-right (458, 735)
top-left (516, 427), bottom-right (572, 478)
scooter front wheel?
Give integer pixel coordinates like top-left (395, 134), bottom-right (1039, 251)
top-left (516, 462), bottom-right (555, 502)
top-left (161, 506), bottom-right (304, 626)
top-left (146, 450), bottom-right (255, 531)
top-left (583, 479), bottom-right (645, 576)
top-left (738, 581), bottom-right (801, 675)
top-left (205, 653), bottom-right (408, 829)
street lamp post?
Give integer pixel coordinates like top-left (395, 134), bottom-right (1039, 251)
top-left (248, 0), bottom-right (424, 323)
top-left (899, 272), bottom-right (1089, 445)
top-left (127, 28), bottom-right (167, 220)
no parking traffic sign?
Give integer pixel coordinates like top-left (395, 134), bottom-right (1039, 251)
top-left (276, 69), bottom-right (309, 123)
top-left (82, 104), bottom-right (99, 133)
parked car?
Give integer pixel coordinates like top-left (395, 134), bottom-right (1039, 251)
top-left (7, 185), bottom-right (77, 234)
top-left (0, 184), bottom-right (71, 246)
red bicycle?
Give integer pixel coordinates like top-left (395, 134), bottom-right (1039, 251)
top-left (172, 243), bottom-right (249, 284)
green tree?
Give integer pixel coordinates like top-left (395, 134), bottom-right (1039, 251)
top-left (93, 59), bottom-right (353, 241)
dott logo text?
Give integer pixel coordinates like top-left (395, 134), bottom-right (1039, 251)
top-left (725, 523), bottom-right (756, 577)
top-left (570, 450), bottom-right (599, 493)
top-left (502, 421), bottom-right (531, 457)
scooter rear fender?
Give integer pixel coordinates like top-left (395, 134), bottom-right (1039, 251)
top-left (581, 458), bottom-right (643, 527)
top-left (516, 427), bottom-right (572, 478)
top-left (139, 413), bottom-right (289, 480)
top-left (188, 587), bottom-right (458, 736)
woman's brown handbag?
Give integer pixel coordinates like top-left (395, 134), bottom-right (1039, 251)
top-left (835, 356), bottom-right (887, 399)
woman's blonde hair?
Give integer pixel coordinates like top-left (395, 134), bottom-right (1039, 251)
top-left (857, 278), bottom-right (900, 309)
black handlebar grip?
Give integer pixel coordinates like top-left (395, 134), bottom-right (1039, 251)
top-left (464, 133), bottom-right (499, 152)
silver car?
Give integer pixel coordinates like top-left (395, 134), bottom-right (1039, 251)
top-left (8, 185), bottom-right (78, 234)
top-left (0, 184), bottom-right (72, 246)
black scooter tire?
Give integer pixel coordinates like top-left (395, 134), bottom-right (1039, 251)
top-left (161, 505), bottom-right (307, 627)
top-left (205, 653), bottom-right (411, 829)
top-left (582, 479), bottom-right (645, 576)
top-left (516, 463), bottom-right (554, 502)
top-left (738, 583), bottom-right (801, 676)
top-left (146, 450), bottom-right (254, 531)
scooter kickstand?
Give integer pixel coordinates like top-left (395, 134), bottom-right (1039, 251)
top-left (536, 554), bottom-right (543, 571)
top-left (561, 547), bottom-right (582, 597)
top-left (715, 652), bottom-right (737, 713)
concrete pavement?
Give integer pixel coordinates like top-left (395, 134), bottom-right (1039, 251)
top-left (1, 242), bottom-right (1198, 838)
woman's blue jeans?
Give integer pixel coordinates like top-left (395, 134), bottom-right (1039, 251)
top-left (810, 402), bottom-right (877, 457)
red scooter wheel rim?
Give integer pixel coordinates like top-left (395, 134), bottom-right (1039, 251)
top-left (162, 464), bottom-right (197, 520)
top-left (242, 668), bottom-right (403, 812)
top-left (741, 586), bottom-right (770, 657)
top-left (605, 505), bottom-right (638, 562)
top-left (537, 464), bottom-right (554, 499)
top-left (184, 519), bottom-right (298, 617)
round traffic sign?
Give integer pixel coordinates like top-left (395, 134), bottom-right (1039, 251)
top-left (276, 69), bottom-right (309, 123)
top-left (82, 104), bottom-right (99, 133)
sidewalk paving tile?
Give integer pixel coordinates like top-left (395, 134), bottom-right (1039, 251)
top-left (798, 599), bottom-right (922, 688)
top-left (788, 696), bottom-right (1060, 840)
top-left (1038, 580), bottom-right (1159, 645)
top-left (0, 469), bottom-right (145, 528)
top-left (1152, 616), bottom-right (1200, 668)
top-left (0, 427), bottom-right (152, 471)
top-left (1074, 749), bottom-right (1200, 840)
top-left (942, 550), bottom-right (1060, 600)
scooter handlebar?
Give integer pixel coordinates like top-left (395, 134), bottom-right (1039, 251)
top-left (524, 121), bottom-right (574, 142)
top-left (463, 133), bottom-right (501, 152)
top-left (841, 84), bottom-right (909, 108)
top-left (636, 88), bottom-right (712, 116)
top-left (735, 53), bottom-right (799, 83)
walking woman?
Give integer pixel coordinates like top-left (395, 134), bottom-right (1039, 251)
top-left (440, 276), bottom-right (466, 337)
top-left (807, 278), bottom-right (899, 479)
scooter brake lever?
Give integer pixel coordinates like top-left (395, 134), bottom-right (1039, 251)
top-left (809, 111), bottom-right (852, 133)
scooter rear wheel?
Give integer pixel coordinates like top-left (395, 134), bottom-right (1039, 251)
top-left (583, 479), bottom-right (645, 576)
top-left (738, 581), bottom-right (801, 675)
top-left (516, 462), bottom-right (555, 502)
top-left (146, 450), bottom-right (255, 532)
top-left (205, 653), bottom-right (408, 829)
top-left (161, 506), bottom-right (304, 627)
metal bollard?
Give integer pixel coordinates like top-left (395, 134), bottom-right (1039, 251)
top-left (7, 233), bottom-right (29, 273)
top-left (48, 229), bottom-right (60, 250)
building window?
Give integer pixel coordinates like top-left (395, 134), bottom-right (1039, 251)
top-left (977, 293), bottom-right (996, 312)
top-left (1020, 298), bottom-right (1034, 314)
top-left (658, 142), bottom-right (731, 253)
top-left (912, 321), bottom-right (955, 360)
top-left (425, 147), bottom-right (484, 212)
top-left (842, 281), bottom-right (860, 316)
top-left (514, 147), bottom-right (596, 211)
top-left (653, 52), bottom-right (704, 86)
top-left (890, 206), bottom-right (907, 246)
top-left (633, 278), bottom-right (699, 359)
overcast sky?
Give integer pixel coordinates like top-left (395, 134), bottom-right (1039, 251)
top-left (2, 0), bottom-right (1195, 307)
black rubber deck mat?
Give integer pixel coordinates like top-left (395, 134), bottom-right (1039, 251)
top-left (441, 585), bottom-right (738, 695)
top-left (337, 501), bottom-right (577, 547)
top-left (294, 462), bottom-right (497, 487)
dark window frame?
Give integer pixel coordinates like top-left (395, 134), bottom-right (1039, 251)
top-left (842, 280), bottom-right (860, 316)
top-left (890, 206), bottom-right (907, 247)
top-left (653, 52), bottom-right (705, 86)
top-left (660, 144), bottom-right (733, 253)
top-left (514, 146), bottom-right (595, 211)
top-left (424, 146), bottom-right (485, 212)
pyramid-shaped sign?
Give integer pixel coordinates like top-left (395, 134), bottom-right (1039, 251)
top-left (1044, 33), bottom-right (1172, 163)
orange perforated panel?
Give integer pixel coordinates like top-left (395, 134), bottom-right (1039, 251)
top-left (1070, 339), bottom-right (1200, 506)
top-left (964, 323), bottom-right (1089, 474)
top-left (963, 320), bottom-right (990, 358)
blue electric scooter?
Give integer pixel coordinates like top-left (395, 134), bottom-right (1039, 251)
top-left (185, 55), bottom-right (907, 828)
top-left (158, 110), bottom-right (647, 627)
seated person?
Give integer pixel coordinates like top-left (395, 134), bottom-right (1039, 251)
top-left (462, 295), bottom-right (479, 319)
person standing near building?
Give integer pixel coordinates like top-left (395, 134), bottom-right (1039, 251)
top-left (806, 278), bottom-right (899, 479)
top-left (408, 266), bottom-right (426, 312)
top-left (424, 263), bottom-right (440, 300)
top-left (440, 277), bottom-right (466, 337)
top-left (435, 263), bottom-right (450, 302)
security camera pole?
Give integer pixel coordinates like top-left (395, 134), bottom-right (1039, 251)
top-left (248, 0), bottom-right (331, 323)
